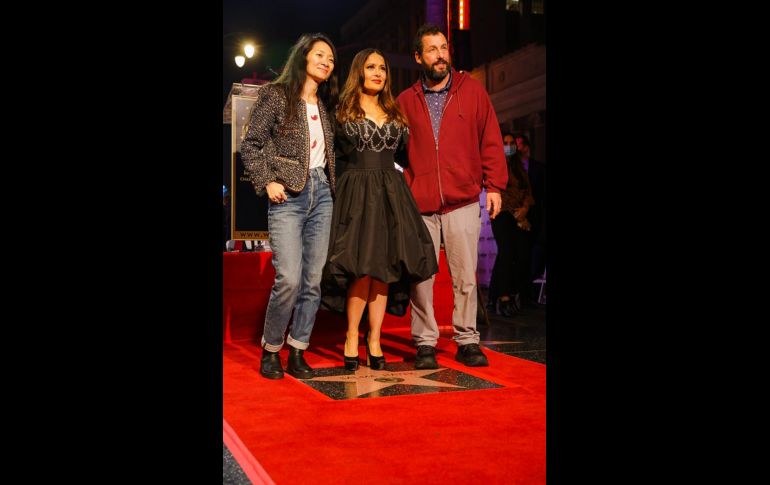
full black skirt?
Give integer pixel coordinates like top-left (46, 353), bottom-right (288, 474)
top-left (321, 168), bottom-right (438, 316)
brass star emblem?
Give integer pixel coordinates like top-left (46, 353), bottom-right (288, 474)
top-left (302, 366), bottom-right (464, 398)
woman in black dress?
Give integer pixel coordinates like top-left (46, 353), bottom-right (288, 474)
top-left (322, 49), bottom-right (438, 370)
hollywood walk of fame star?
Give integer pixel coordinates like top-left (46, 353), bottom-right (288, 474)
top-left (302, 366), bottom-right (464, 398)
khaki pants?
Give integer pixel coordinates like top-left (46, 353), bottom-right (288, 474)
top-left (410, 202), bottom-right (481, 347)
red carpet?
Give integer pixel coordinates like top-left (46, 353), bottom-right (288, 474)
top-left (224, 326), bottom-right (545, 484)
top-left (223, 251), bottom-right (545, 483)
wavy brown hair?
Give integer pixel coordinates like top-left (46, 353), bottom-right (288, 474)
top-left (336, 48), bottom-right (408, 127)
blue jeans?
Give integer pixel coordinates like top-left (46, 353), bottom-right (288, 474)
top-left (262, 167), bottom-right (333, 352)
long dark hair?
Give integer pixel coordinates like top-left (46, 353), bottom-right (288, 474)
top-left (336, 48), bottom-right (408, 127)
top-left (272, 32), bottom-right (339, 122)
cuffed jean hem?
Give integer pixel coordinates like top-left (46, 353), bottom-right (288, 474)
top-left (287, 335), bottom-right (309, 350)
top-left (261, 336), bottom-right (284, 353)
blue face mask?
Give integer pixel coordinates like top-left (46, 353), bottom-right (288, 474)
top-left (503, 145), bottom-right (514, 156)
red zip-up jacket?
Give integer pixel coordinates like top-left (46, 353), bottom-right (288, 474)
top-left (396, 69), bottom-right (507, 215)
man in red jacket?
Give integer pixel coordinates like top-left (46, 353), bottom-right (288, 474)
top-left (397, 23), bottom-right (508, 368)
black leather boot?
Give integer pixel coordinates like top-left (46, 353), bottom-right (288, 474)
top-left (286, 347), bottom-right (313, 379)
top-left (260, 348), bottom-right (284, 379)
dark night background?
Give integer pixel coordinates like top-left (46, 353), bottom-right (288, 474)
top-left (223, 0), bottom-right (363, 103)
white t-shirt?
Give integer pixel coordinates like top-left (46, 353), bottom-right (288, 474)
top-left (306, 102), bottom-right (326, 170)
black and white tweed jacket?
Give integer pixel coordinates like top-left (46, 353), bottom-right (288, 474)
top-left (240, 83), bottom-right (336, 196)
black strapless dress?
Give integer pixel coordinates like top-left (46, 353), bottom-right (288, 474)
top-left (321, 119), bottom-right (438, 316)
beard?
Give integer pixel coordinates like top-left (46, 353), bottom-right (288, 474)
top-left (423, 59), bottom-right (451, 82)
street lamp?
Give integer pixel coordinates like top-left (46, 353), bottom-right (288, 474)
top-left (235, 43), bottom-right (257, 67)
top-left (224, 32), bottom-right (259, 68)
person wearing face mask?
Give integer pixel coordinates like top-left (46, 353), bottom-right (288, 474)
top-left (321, 48), bottom-right (438, 371)
top-left (240, 33), bottom-right (339, 380)
top-left (503, 139), bottom-right (516, 157)
top-left (397, 24), bottom-right (508, 369)
top-left (488, 133), bottom-right (535, 316)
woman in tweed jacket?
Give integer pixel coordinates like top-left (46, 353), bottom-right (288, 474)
top-left (240, 32), bottom-right (338, 380)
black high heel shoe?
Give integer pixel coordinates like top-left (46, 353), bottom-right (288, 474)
top-left (343, 354), bottom-right (359, 371)
top-left (364, 331), bottom-right (386, 370)
top-left (343, 336), bottom-right (359, 371)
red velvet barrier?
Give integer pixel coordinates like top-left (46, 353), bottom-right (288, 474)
top-left (223, 250), bottom-right (454, 343)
